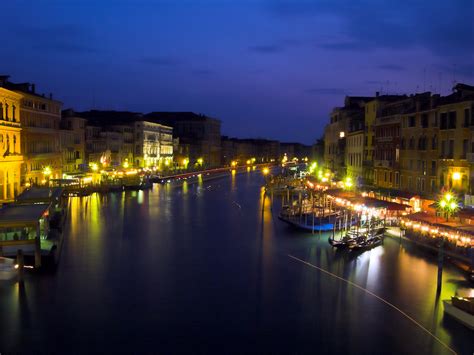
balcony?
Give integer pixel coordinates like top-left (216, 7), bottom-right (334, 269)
top-left (374, 159), bottom-right (392, 168)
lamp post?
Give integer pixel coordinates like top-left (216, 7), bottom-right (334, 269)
top-left (42, 166), bottom-right (52, 186)
top-left (437, 192), bottom-right (459, 222)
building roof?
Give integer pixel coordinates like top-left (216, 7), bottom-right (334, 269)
top-left (0, 203), bottom-right (50, 227)
top-left (16, 187), bottom-right (63, 204)
top-left (145, 112), bottom-right (221, 124)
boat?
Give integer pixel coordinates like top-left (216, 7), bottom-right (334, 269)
top-left (443, 289), bottom-right (474, 330)
top-left (278, 211), bottom-right (341, 232)
top-left (0, 257), bottom-right (17, 281)
top-left (349, 235), bottom-right (383, 251)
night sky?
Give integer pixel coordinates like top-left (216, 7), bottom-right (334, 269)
top-left (2, 0), bottom-right (473, 144)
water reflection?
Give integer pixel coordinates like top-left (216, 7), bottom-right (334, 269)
top-left (0, 171), bottom-right (471, 354)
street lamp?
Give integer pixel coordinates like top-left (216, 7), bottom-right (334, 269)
top-left (89, 163), bottom-right (99, 172)
top-left (231, 161), bottom-right (237, 168)
top-left (262, 167), bottom-right (270, 175)
top-left (438, 192), bottom-right (459, 221)
top-left (197, 158), bottom-right (203, 166)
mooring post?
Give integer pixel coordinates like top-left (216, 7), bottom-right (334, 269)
top-left (17, 249), bottom-right (24, 281)
top-left (437, 237), bottom-right (444, 291)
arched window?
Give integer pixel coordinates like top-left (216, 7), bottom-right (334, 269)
top-left (4, 103), bottom-right (8, 120)
top-left (12, 105), bottom-right (16, 121)
top-left (409, 136), bottom-right (415, 150)
top-left (0, 103), bottom-right (3, 119)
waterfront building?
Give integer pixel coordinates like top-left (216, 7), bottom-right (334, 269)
top-left (373, 99), bottom-right (407, 189)
top-left (221, 136), bottom-right (280, 165)
top-left (145, 112), bottom-right (221, 168)
top-left (0, 85), bottom-right (23, 202)
top-left (363, 94), bottom-right (407, 185)
top-left (60, 110), bottom-right (86, 175)
top-left (133, 121), bottom-right (173, 169)
top-left (280, 142), bottom-right (312, 161)
top-left (399, 93), bottom-right (439, 195)
top-left (324, 96), bottom-right (372, 178)
top-left (345, 120), bottom-right (364, 185)
top-left (2, 78), bottom-right (62, 185)
top-left (436, 84), bottom-right (474, 195)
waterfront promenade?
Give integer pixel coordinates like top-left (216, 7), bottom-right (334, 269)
top-left (0, 170), bottom-right (472, 354)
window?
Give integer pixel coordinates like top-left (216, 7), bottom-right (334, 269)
top-left (441, 140), bottom-right (446, 157)
top-left (401, 138), bottom-right (405, 149)
top-left (431, 135), bottom-right (437, 150)
top-left (448, 140), bottom-right (454, 158)
top-left (440, 112), bottom-right (447, 129)
top-left (448, 111), bottom-right (457, 129)
top-left (431, 161), bottom-right (436, 176)
top-left (409, 136), bottom-right (415, 149)
top-left (4, 104), bottom-right (8, 120)
top-left (408, 116), bottom-right (416, 127)
top-left (462, 139), bottom-right (468, 159)
top-left (0, 103), bottom-right (2, 119)
top-left (12, 105), bottom-right (16, 121)
top-left (464, 108), bottom-right (470, 127)
top-left (421, 114), bottom-right (428, 128)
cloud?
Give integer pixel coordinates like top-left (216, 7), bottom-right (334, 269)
top-left (248, 44), bottom-right (284, 53)
top-left (377, 64), bottom-right (405, 71)
top-left (318, 41), bottom-right (363, 51)
top-left (142, 56), bottom-right (181, 66)
top-left (305, 88), bottom-right (346, 95)
top-left (12, 24), bottom-right (97, 54)
top-left (266, 0), bottom-right (474, 57)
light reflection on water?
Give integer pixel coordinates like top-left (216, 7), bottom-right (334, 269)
top-left (0, 171), bottom-right (472, 354)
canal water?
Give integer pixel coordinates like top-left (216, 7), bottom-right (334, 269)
top-left (0, 170), bottom-right (472, 354)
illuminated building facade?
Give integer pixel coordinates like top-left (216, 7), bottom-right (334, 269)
top-left (2, 78), bottom-right (62, 185)
top-left (145, 112), bottom-right (221, 168)
top-left (133, 121), bottom-right (173, 168)
top-left (0, 85), bottom-right (23, 201)
top-left (437, 84), bottom-right (474, 194)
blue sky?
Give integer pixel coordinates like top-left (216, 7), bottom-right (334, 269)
top-left (2, 0), bottom-right (473, 144)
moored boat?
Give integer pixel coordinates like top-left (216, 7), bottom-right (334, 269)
top-left (443, 289), bottom-right (474, 330)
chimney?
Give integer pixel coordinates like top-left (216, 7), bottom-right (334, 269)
top-left (31, 84), bottom-right (36, 93)
top-left (375, 91), bottom-right (380, 97)
top-left (49, 93), bottom-right (53, 100)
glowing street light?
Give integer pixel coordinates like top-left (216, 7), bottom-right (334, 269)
top-left (42, 166), bottom-right (52, 177)
top-left (89, 162), bottom-right (99, 172)
top-left (262, 167), bottom-right (270, 175)
top-left (123, 160), bottom-right (130, 169)
top-left (438, 191), bottom-right (459, 221)
top-left (231, 161), bottom-right (237, 168)
top-left (197, 158), bottom-right (203, 166)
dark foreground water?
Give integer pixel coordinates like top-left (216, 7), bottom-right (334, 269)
top-left (1, 171), bottom-right (472, 354)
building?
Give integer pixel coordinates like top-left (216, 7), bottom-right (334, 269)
top-left (363, 94), bottom-right (407, 185)
top-left (221, 136), bottom-right (280, 165)
top-left (145, 112), bottom-right (221, 168)
top-left (345, 121), bottom-right (364, 185)
top-left (1, 77), bottom-right (62, 185)
top-left (60, 110), bottom-right (86, 175)
top-left (133, 121), bottom-right (173, 169)
top-left (280, 142), bottom-right (312, 161)
top-left (399, 93), bottom-right (438, 195)
top-left (373, 99), bottom-right (406, 189)
top-left (437, 84), bottom-right (474, 195)
top-left (324, 96), bottom-right (372, 178)
top-left (0, 85), bottom-right (23, 202)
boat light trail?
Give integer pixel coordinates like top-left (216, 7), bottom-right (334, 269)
top-left (287, 254), bottom-right (457, 355)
